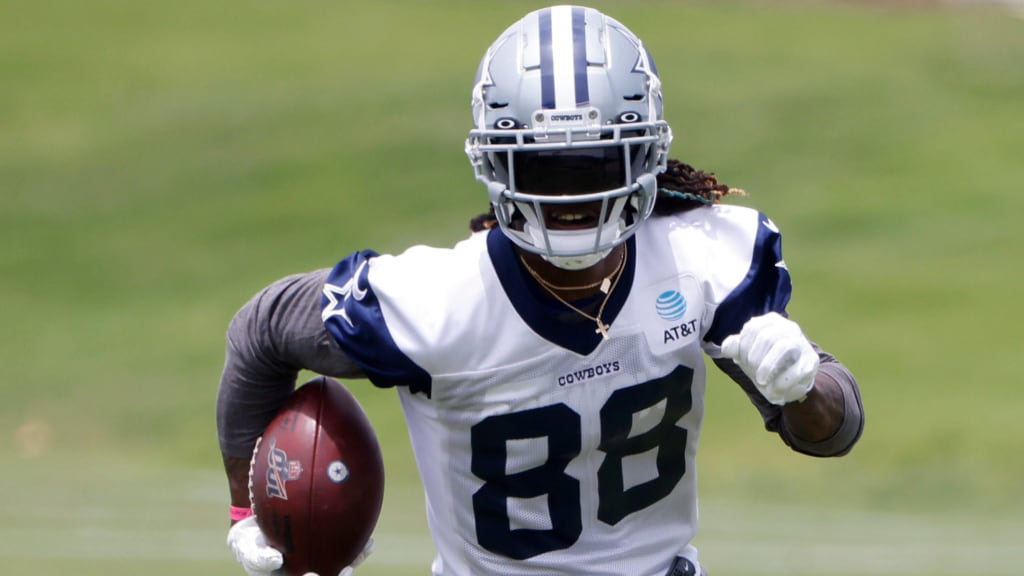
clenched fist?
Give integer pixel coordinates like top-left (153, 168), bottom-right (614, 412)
top-left (721, 312), bottom-right (819, 405)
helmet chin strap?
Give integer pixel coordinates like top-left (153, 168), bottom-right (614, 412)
top-left (524, 220), bottom-right (622, 270)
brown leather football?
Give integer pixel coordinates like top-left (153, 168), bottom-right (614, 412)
top-left (249, 376), bottom-right (384, 576)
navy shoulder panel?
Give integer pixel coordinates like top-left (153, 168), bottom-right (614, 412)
top-left (704, 213), bottom-right (793, 345)
top-left (321, 250), bottom-right (432, 396)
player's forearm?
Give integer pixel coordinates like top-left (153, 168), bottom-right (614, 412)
top-left (223, 453), bottom-right (253, 513)
top-left (712, 344), bottom-right (864, 456)
top-left (778, 359), bottom-right (864, 456)
top-left (216, 278), bottom-right (312, 459)
top-left (781, 371), bottom-right (845, 442)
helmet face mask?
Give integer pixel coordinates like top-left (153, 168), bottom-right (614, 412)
top-left (466, 5), bottom-right (673, 269)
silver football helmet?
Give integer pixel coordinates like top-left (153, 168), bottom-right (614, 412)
top-left (466, 5), bottom-right (673, 269)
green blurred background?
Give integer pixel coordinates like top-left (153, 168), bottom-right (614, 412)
top-left (2, 1), bottom-right (1022, 574)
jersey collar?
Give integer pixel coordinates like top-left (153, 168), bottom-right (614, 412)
top-left (487, 228), bottom-right (636, 356)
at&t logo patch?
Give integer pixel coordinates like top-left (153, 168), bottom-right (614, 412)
top-left (654, 288), bottom-right (697, 344)
top-left (655, 290), bottom-right (687, 321)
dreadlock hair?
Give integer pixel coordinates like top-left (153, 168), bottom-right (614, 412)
top-left (653, 158), bottom-right (745, 215)
top-left (467, 158), bottom-right (745, 232)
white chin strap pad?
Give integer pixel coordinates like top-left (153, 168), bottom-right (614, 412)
top-left (524, 221), bottom-right (621, 270)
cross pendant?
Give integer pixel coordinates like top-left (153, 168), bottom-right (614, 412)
top-left (595, 321), bottom-right (610, 340)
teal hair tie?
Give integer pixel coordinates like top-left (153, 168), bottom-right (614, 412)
top-left (658, 188), bottom-right (713, 205)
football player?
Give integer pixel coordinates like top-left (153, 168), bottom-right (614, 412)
top-left (220, 5), bottom-right (864, 576)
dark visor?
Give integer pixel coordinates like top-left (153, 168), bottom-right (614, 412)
top-left (507, 147), bottom-right (626, 196)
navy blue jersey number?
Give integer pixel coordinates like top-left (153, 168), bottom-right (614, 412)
top-left (471, 366), bottom-right (694, 559)
top-left (471, 404), bottom-right (582, 559)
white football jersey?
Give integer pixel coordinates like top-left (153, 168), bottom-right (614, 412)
top-left (321, 205), bottom-right (791, 576)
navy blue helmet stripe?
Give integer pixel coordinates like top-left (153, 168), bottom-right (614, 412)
top-left (538, 8), bottom-right (556, 109)
top-left (571, 6), bottom-right (589, 106)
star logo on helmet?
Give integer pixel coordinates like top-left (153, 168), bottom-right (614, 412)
top-left (631, 47), bottom-right (659, 77)
top-left (479, 61), bottom-right (495, 91)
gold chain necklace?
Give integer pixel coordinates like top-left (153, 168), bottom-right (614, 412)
top-left (519, 248), bottom-right (628, 340)
top-left (522, 248), bottom-right (625, 293)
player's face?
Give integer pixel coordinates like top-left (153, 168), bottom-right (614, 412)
top-left (512, 148), bottom-right (626, 230)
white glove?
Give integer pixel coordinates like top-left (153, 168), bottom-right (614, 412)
top-left (227, 516), bottom-right (282, 576)
top-left (720, 312), bottom-right (819, 406)
top-left (227, 516), bottom-right (374, 576)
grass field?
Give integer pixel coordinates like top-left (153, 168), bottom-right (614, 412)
top-left (2, 1), bottom-right (1023, 574)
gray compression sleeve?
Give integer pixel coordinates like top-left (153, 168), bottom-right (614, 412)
top-left (712, 342), bottom-right (864, 457)
top-left (216, 269), bottom-right (365, 458)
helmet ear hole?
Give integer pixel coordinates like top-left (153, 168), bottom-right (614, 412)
top-left (617, 111), bottom-right (641, 123)
top-left (494, 117), bottom-right (519, 130)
